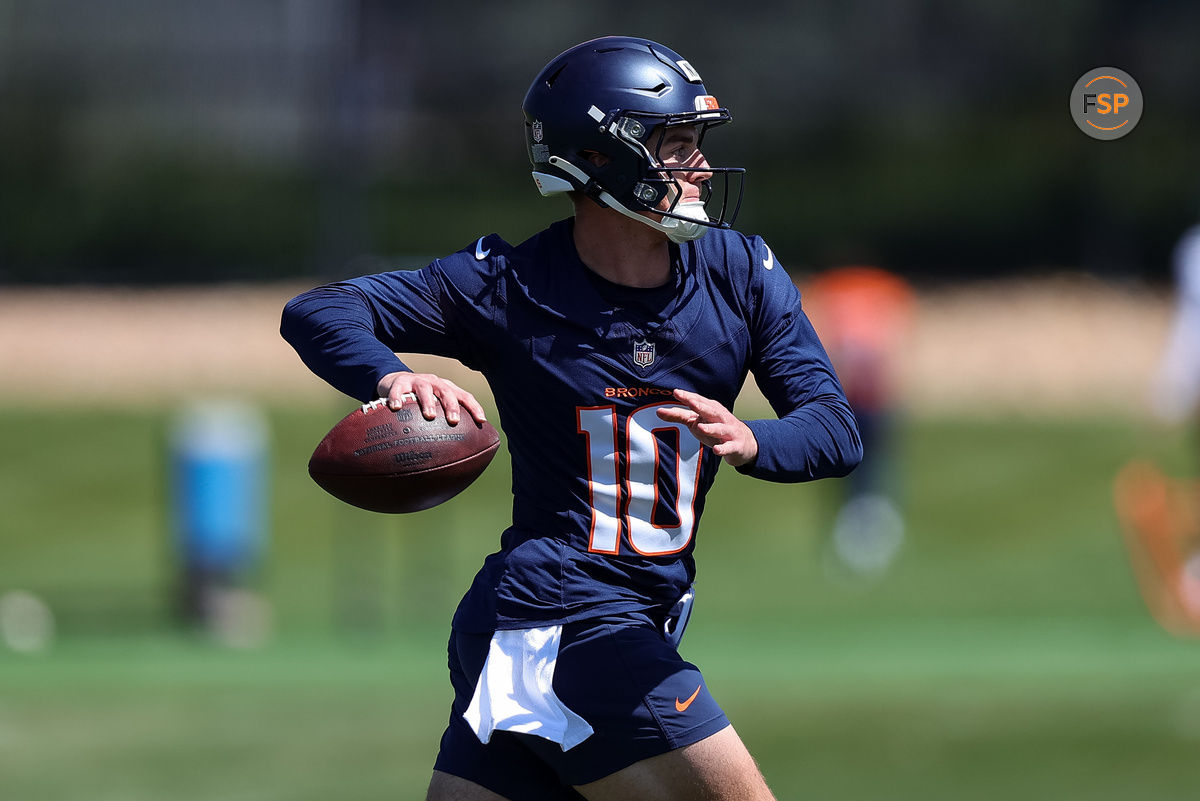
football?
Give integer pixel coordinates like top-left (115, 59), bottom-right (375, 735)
top-left (308, 396), bottom-right (501, 513)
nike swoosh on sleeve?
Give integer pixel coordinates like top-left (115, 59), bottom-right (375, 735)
top-left (761, 246), bottom-right (774, 270)
top-left (475, 237), bottom-right (490, 260)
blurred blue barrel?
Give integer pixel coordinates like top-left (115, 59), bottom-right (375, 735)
top-left (170, 401), bottom-right (268, 577)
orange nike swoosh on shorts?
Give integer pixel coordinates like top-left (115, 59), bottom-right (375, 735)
top-left (675, 684), bottom-right (702, 712)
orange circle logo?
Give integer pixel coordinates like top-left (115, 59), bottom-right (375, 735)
top-left (1070, 67), bottom-right (1143, 140)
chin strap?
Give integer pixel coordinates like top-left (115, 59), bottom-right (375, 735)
top-left (537, 157), bottom-right (709, 243)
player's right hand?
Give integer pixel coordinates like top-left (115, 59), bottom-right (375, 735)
top-left (375, 371), bottom-right (487, 426)
top-left (657, 388), bottom-right (759, 468)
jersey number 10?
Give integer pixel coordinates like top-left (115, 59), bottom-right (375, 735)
top-left (576, 404), bottom-right (703, 556)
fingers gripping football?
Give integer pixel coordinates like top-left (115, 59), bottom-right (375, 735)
top-left (375, 371), bottom-right (488, 425)
top-left (656, 388), bottom-right (759, 468)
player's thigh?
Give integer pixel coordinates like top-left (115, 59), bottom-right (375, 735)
top-left (573, 725), bottom-right (775, 801)
top-left (426, 769), bottom-right (512, 801)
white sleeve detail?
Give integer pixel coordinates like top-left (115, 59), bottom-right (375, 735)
top-left (1154, 226), bottom-right (1200, 421)
top-left (462, 626), bottom-right (595, 751)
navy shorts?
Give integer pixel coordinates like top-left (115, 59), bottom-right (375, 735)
top-left (432, 612), bottom-right (730, 800)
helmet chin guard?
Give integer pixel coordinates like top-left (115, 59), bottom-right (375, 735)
top-left (523, 36), bottom-right (745, 238)
top-left (540, 157), bottom-right (712, 243)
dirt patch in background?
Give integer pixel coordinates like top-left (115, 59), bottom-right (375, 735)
top-left (0, 277), bottom-right (1174, 417)
top-left (902, 276), bottom-right (1172, 417)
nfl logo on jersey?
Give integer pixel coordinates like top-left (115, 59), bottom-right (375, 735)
top-left (633, 339), bottom-right (655, 368)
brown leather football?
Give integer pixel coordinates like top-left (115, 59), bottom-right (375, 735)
top-left (308, 396), bottom-right (501, 513)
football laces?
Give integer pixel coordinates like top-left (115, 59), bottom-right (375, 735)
top-left (361, 393), bottom-right (417, 414)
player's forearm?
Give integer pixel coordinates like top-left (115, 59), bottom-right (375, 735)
top-left (280, 286), bottom-right (411, 403)
top-left (736, 396), bottom-right (862, 482)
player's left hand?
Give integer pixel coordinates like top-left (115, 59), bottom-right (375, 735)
top-left (657, 388), bottom-right (758, 468)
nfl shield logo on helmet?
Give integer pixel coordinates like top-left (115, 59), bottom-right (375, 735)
top-left (633, 339), bottom-right (655, 368)
top-left (531, 120), bottom-right (544, 143)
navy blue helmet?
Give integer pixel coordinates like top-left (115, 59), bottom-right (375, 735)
top-left (522, 36), bottom-right (745, 242)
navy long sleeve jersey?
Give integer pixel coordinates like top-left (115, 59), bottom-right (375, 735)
top-left (281, 219), bottom-right (861, 632)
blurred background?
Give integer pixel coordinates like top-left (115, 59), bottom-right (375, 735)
top-left (3, 0), bottom-right (1200, 283)
top-left (3, 1), bottom-right (1200, 799)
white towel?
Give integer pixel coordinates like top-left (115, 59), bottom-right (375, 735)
top-left (462, 625), bottom-right (595, 751)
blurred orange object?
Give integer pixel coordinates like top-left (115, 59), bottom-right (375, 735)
top-left (803, 266), bottom-right (915, 410)
top-left (1112, 459), bottom-right (1200, 636)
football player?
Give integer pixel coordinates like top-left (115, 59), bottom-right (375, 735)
top-left (282, 36), bottom-right (861, 801)
top-left (1111, 221), bottom-right (1200, 637)
top-left (802, 266), bottom-right (915, 578)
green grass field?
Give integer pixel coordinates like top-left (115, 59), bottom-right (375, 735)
top-left (2, 405), bottom-right (1199, 800)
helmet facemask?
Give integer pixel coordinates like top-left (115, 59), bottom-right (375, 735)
top-left (553, 109), bottom-right (744, 243)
